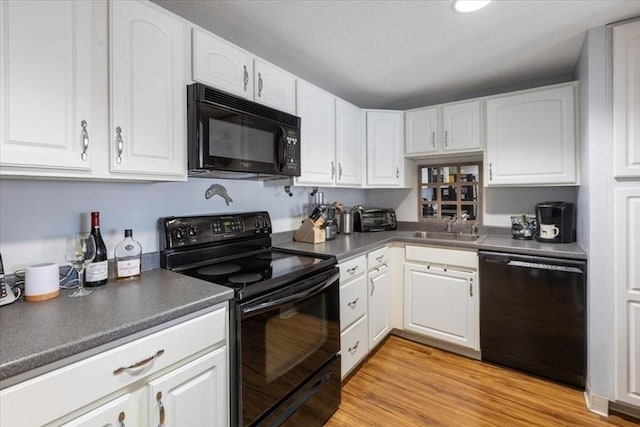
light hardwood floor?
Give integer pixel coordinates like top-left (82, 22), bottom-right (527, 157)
top-left (326, 336), bottom-right (639, 426)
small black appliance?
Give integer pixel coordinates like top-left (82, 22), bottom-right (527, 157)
top-left (535, 201), bottom-right (576, 243)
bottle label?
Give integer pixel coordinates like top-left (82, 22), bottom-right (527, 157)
top-left (117, 259), bottom-right (141, 277)
top-left (85, 260), bottom-right (108, 282)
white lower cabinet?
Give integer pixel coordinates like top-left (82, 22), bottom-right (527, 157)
top-left (368, 247), bottom-right (392, 350)
top-left (0, 305), bottom-right (229, 427)
top-left (340, 316), bottom-right (368, 379)
top-left (338, 255), bottom-right (368, 379)
top-left (403, 245), bottom-right (479, 351)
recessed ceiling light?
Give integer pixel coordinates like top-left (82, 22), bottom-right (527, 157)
top-left (454, 0), bottom-right (492, 13)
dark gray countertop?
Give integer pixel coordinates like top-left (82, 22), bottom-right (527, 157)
top-left (0, 269), bottom-right (233, 384)
top-left (274, 230), bottom-right (587, 261)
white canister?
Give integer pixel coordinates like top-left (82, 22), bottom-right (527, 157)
top-left (25, 262), bottom-right (60, 302)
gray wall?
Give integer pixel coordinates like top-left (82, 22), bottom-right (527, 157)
top-left (576, 26), bottom-right (614, 401)
top-left (0, 178), bottom-right (366, 273)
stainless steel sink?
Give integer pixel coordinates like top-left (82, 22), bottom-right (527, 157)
top-left (411, 231), bottom-right (485, 242)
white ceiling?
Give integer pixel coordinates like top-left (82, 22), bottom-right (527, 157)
top-left (153, 0), bottom-right (640, 109)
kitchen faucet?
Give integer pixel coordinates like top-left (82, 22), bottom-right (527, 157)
top-left (445, 215), bottom-right (458, 233)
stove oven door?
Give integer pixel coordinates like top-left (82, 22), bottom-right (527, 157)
top-left (239, 267), bottom-right (340, 426)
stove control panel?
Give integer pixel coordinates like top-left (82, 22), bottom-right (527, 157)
top-left (161, 211), bottom-right (272, 249)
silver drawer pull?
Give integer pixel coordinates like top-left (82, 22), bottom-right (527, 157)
top-left (115, 126), bottom-right (124, 164)
top-left (347, 297), bottom-right (359, 308)
top-left (113, 349), bottom-right (165, 375)
top-left (80, 120), bottom-right (89, 161)
top-left (156, 391), bottom-right (165, 427)
top-left (258, 72), bottom-right (263, 97)
top-left (348, 340), bottom-right (360, 354)
top-left (376, 255), bottom-right (384, 263)
top-left (347, 265), bottom-right (358, 275)
top-left (243, 65), bottom-right (249, 91)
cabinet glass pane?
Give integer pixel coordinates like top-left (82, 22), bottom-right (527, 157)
top-left (460, 165), bottom-right (479, 183)
top-left (421, 187), bottom-right (437, 201)
top-left (460, 185), bottom-right (478, 202)
top-left (441, 166), bottom-right (458, 183)
top-left (461, 204), bottom-right (478, 220)
top-left (421, 203), bottom-right (438, 218)
top-left (440, 185), bottom-right (457, 201)
top-left (442, 204), bottom-right (458, 218)
top-left (421, 168), bottom-right (439, 184)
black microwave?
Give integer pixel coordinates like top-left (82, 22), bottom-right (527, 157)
top-left (187, 83), bottom-right (301, 179)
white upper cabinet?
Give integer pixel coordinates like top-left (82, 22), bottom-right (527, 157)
top-left (254, 59), bottom-right (296, 114)
top-left (0, 0), bottom-right (94, 173)
top-left (405, 107), bottom-right (438, 155)
top-left (192, 27), bottom-right (253, 98)
top-left (485, 83), bottom-right (576, 186)
top-left (335, 98), bottom-right (364, 186)
top-left (442, 100), bottom-right (481, 152)
top-left (295, 80), bottom-right (335, 185)
top-left (191, 28), bottom-right (296, 114)
top-left (404, 101), bottom-right (480, 157)
top-left (366, 110), bottom-right (404, 186)
top-left (613, 20), bottom-right (640, 178)
top-left (110, 0), bottom-right (186, 178)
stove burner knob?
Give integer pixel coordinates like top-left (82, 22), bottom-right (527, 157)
top-left (187, 226), bottom-right (197, 237)
top-left (173, 229), bottom-right (184, 241)
top-left (262, 220), bottom-right (269, 229)
top-left (253, 219), bottom-right (261, 229)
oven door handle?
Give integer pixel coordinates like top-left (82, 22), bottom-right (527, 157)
top-left (241, 271), bottom-right (339, 318)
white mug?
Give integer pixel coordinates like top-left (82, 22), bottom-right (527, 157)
top-left (539, 224), bottom-right (560, 239)
top-left (25, 262), bottom-right (60, 302)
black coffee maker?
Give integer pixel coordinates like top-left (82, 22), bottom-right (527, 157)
top-left (535, 201), bottom-right (576, 243)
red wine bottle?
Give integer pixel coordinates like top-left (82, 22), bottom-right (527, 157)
top-left (85, 211), bottom-right (108, 287)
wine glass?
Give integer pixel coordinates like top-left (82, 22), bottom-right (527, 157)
top-left (65, 233), bottom-right (96, 297)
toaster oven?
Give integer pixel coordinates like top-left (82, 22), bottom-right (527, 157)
top-left (353, 208), bottom-right (397, 232)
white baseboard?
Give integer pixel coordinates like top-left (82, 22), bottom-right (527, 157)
top-left (584, 388), bottom-right (610, 416)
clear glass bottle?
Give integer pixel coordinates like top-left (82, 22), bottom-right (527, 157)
top-left (85, 212), bottom-right (108, 287)
top-left (114, 229), bottom-right (142, 281)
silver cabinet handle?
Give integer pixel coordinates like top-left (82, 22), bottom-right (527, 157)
top-left (431, 131), bottom-right (435, 148)
top-left (80, 120), bottom-right (89, 161)
top-left (347, 297), bottom-right (359, 309)
top-left (347, 265), bottom-right (358, 275)
top-left (469, 277), bottom-right (474, 297)
top-left (258, 72), bottom-right (263, 97)
top-left (338, 162), bottom-right (343, 180)
top-left (348, 340), bottom-right (360, 354)
top-left (489, 163), bottom-right (493, 181)
top-left (396, 166), bottom-right (400, 178)
top-left (113, 349), bottom-right (165, 375)
top-left (118, 411), bottom-right (126, 427)
top-left (331, 161), bottom-right (335, 179)
top-left (370, 278), bottom-right (375, 296)
top-left (156, 391), bottom-right (165, 427)
top-left (444, 130), bottom-right (448, 147)
top-left (243, 65), bottom-right (249, 91)
top-left (115, 126), bottom-right (124, 164)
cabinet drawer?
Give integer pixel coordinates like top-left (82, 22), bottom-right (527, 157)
top-left (0, 305), bottom-right (227, 427)
top-left (367, 246), bottom-right (389, 270)
top-left (340, 274), bottom-right (367, 330)
top-left (339, 255), bottom-right (366, 282)
top-left (405, 245), bottom-right (477, 269)
top-left (340, 316), bottom-right (368, 379)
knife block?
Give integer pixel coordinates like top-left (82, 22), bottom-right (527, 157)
top-left (293, 217), bottom-right (326, 244)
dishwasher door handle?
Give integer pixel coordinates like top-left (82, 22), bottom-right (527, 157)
top-left (507, 260), bottom-right (584, 274)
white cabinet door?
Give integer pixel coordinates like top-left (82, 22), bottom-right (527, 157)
top-left (148, 347), bottom-right (229, 427)
top-left (366, 111), bottom-right (403, 186)
top-left (614, 187), bottom-right (640, 406)
top-left (368, 264), bottom-right (391, 349)
top-left (404, 263), bottom-right (478, 350)
top-left (442, 100), bottom-right (480, 152)
top-left (254, 59), bottom-right (295, 114)
top-left (110, 0), bottom-right (186, 178)
top-left (61, 393), bottom-right (139, 427)
top-left (0, 0), bottom-right (94, 172)
top-left (405, 107), bottom-right (438, 155)
top-left (295, 80), bottom-right (335, 185)
top-left (613, 20), bottom-right (640, 178)
top-left (192, 28), bottom-right (252, 98)
top-left (485, 84), bottom-right (576, 186)
top-left (335, 99), bottom-right (364, 186)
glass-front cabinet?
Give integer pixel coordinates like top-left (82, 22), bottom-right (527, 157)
top-left (419, 163), bottom-right (481, 222)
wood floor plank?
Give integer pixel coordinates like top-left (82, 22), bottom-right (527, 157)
top-left (326, 336), bottom-right (639, 427)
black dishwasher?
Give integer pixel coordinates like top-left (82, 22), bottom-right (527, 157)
top-left (479, 251), bottom-right (586, 388)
